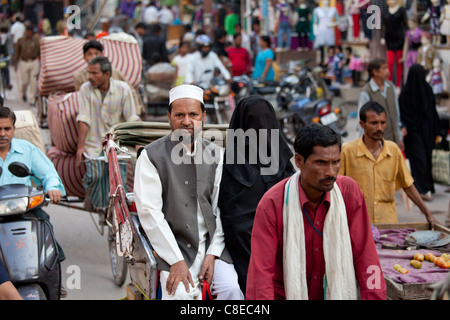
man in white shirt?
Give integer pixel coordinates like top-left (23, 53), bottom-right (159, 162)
top-left (185, 35), bottom-right (230, 89)
top-left (158, 5), bottom-right (174, 41)
top-left (158, 5), bottom-right (174, 25)
top-left (142, 1), bottom-right (159, 25)
top-left (76, 56), bottom-right (140, 163)
top-left (133, 85), bottom-right (243, 300)
top-left (10, 15), bottom-right (25, 49)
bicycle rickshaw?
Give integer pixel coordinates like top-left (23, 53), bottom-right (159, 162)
top-left (101, 121), bottom-right (228, 299)
top-left (38, 34), bottom-right (143, 286)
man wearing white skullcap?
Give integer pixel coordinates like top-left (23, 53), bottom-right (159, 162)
top-left (134, 85), bottom-right (244, 300)
top-left (168, 84), bottom-right (205, 106)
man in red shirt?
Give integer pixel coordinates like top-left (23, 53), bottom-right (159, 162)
top-left (226, 32), bottom-right (252, 77)
top-left (246, 124), bottom-right (386, 300)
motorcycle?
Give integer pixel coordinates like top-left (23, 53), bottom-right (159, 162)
top-left (200, 69), bottom-right (232, 124)
top-left (231, 74), bottom-right (253, 103)
top-left (0, 162), bottom-right (61, 300)
top-left (276, 61), bottom-right (348, 144)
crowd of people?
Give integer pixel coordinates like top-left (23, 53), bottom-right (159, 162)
top-left (136, 16), bottom-right (276, 86)
top-left (127, 1), bottom-right (447, 302)
top-left (0, 0), bottom-right (449, 301)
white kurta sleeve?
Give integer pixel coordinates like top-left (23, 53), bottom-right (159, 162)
top-left (134, 151), bottom-right (184, 266)
top-left (206, 148), bottom-right (226, 257)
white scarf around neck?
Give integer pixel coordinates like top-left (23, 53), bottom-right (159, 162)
top-left (282, 171), bottom-right (358, 300)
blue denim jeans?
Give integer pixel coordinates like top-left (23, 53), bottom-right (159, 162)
top-left (277, 21), bottom-right (291, 48)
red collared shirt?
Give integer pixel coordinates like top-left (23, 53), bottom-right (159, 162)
top-left (246, 175), bottom-right (386, 300)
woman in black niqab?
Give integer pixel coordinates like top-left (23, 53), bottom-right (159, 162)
top-left (399, 64), bottom-right (441, 200)
top-left (218, 95), bottom-right (295, 294)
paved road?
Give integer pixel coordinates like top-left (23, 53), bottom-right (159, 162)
top-left (46, 204), bottom-right (128, 300)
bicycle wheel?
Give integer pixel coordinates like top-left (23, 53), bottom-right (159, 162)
top-left (0, 67), bottom-right (6, 100)
top-left (279, 113), bottom-right (304, 145)
top-left (35, 95), bottom-right (48, 128)
top-left (107, 214), bottom-right (128, 287)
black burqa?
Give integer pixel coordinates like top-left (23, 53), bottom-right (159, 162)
top-left (218, 95), bottom-right (296, 294)
top-left (399, 64), bottom-right (441, 194)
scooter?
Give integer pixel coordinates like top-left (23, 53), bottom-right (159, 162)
top-left (0, 162), bottom-right (61, 300)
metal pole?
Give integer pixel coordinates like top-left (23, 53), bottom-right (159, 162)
top-left (86, 0), bottom-right (108, 32)
top-left (371, 0), bottom-right (386, 59)
top-left (203, 0), bottom-right (213, 37)
top-left (262, 0), bottom-right (269, 34)
top-left (246, 0), bottom-right (251, 33)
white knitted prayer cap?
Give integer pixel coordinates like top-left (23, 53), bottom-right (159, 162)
top-left (169, 84), bottom-right (204, 105)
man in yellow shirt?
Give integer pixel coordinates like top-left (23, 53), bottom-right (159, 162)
top-left (339, 102), bottom-right (437, 226)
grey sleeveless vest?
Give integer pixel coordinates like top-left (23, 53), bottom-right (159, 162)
top-left (361, 80), bottom-right (399, 143)
top-left (144, 134), bottom-right (232, 271)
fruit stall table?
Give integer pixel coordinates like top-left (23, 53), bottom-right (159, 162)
top-left (374, 222), bottom-right (450, 300)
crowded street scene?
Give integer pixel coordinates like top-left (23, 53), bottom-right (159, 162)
top-left (0, 0), bottom-right (449, 306)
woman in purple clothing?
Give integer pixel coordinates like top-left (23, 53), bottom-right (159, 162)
top-left (275, 0), bottom-right (292, 49)
top-left (401, 16), bottom-right (423, 81)
top-left (120, 0), bottom-right (136, 19)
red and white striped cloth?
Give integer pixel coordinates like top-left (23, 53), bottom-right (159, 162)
top-left (39, 35), bottom-right (142, 96)
top-left (47, 92), bottom-right (80, 154)
top-left (47, 146), bottom-right (86, 198)
top-left (100, 37), bottom-right (142, 88)
top-left (42, 34), bottom-right (142, 198)
top-left (38, 36), bottom-right (86, 96)
top-left (46, 91), bottom-right (135, 199)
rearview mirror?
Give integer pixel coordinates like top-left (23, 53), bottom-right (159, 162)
top-left (8, 162), bottom-right (32, 178)
top-left (8, 162), bottom-right (43, 190)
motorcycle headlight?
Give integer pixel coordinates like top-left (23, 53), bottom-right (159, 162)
top-left (218, 85), bottom-right (229, 96)
top-left (0, 197), bottom-right (29, 216)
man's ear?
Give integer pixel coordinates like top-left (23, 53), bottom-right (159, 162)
top-left (359, 120), bottom-right (365, 130)
top-left (294, 153), bottom-right (304, 170)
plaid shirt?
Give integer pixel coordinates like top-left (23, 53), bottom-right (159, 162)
top-left (77, 78), bottom-right (140, 157)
